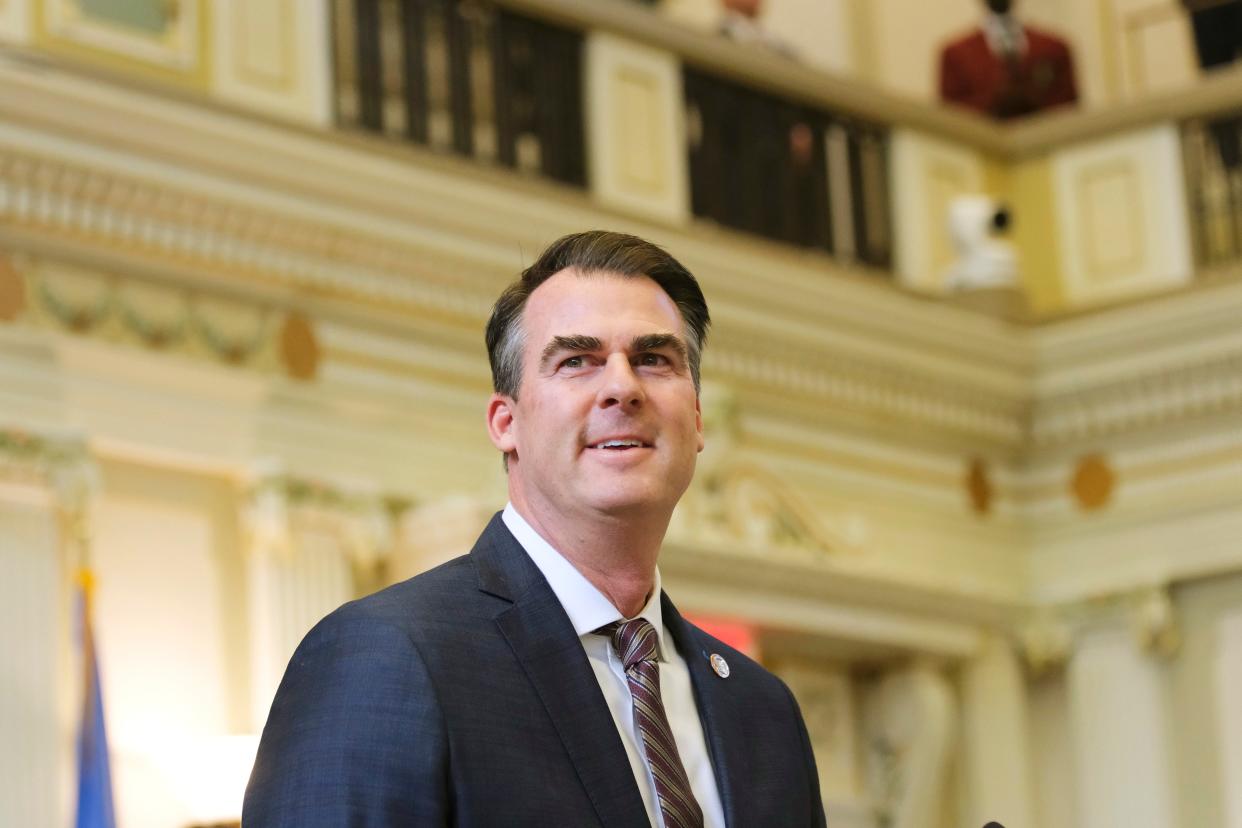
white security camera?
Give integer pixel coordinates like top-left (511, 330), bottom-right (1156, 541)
top-left (944, 195), bottom-right (1018, 291)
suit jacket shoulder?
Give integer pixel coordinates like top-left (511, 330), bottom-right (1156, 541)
top-left (244, 514), bottom-right (826, 827)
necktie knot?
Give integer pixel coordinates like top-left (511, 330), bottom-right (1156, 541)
top-left (598, 618), bottom-right (659, 671)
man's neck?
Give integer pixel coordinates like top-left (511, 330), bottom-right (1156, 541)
top-left (509, 497), bottom-right (668, 618)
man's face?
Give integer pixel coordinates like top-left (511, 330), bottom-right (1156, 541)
top-left (487, 270), bottom-right (704, 526)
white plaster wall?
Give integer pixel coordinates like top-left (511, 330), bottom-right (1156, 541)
top-left (0, 493), bottom-right (66, 828)
top-left (764, 0), bottom-right (852, 73)
top-left (869, 0), bottom-right (978, 101)
top-left (661, 0), bottom-right (852, 73)
top-left (91, 460), bottom-right (246, 828)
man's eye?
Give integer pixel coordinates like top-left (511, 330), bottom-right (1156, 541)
top-left (637, 353), bottom-right (669, 367)
top-left (560, 356), bottom-right (585, 369)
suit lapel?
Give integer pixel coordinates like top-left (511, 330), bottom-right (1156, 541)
top-left (471, 515), bottom-right (649, 828)
top-left (662, 594), bottom-right (749, 828)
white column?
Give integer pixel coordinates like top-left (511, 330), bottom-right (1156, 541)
top-left (1067, 621), bottom-right (1175, 828)
top-left (961, 633), bottom-right (1035, 828)
top-left (1218, 609), bottom-right (1242, 828)
top-left (775, 664), bottom-right (861, 805)
top-left (243, 478), bottom-right (360, 730)
top-left (864, 661), bottom-right (956, 828)
top-left (0, 488), bottom-right (66, 828)
top-left (389, 495), bottom-right (494, 585)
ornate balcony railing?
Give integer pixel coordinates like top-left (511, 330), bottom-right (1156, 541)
top-left (1183, 112), bottom-right (1242, 268)
top-left (332, 0), bottom-right (587, 187)
top-left (330, 0), bottom-right (894, 272)
top-left (684, 69), bottom-right (892, 268)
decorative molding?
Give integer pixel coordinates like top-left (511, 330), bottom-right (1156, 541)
top-left (1053, 124), bottom-right (1193, 307)
top-left (585, 32), bottom-right (689, 223)
top-left (10, 256), bottom-right (291, 372)
top-left (1129, 584), bottom-right (1181, 659)
top-left (0, 142), bottom-right (494, 327)
top-left (244, 471), bottom-right (411, 568)
top-left (1, 52), bottom-right (1241, 625)
top-left (966, 457), bottom-right (992, 515)
top-left (0, 427), bottom-right (96, 514)
top-left (1070, 453), bottom-right (1115, 511)
top-left (0, 0), bottom-right (32, 44)
top-left (0, 252), bottom-right (25, 319)
top-left (278, 312), bottom-right (319, 381)
top-left (1019, 583), bottom-right (1182, 670)
top-left (1019, 611), bottom-right (1074, 675)
top-left (40, 0), bottom-right (203, 75)
top-left (0, 129), bottom-right (1036, 449)
top-left (671, 384), bottom-right (864, 555)
top-left (211, 0), bottom-right (332, 126)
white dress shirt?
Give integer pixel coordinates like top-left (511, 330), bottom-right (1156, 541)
top-left (503, 504), bottom-right (726, 828)
top-left (982, 12), bottom-right (1028, 58)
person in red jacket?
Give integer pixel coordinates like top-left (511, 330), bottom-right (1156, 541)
top-left (939, 0), bottom-right (1079, 119)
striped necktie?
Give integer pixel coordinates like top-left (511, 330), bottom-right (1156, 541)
top-left (599, 619), bottom-right (704, 828)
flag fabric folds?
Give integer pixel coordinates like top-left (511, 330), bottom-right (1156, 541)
top-left (75, 571), bottom-right (116, 828)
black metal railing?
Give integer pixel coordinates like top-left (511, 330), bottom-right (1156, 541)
top-left (332, 0), bottom-right (586, 187)
top-left (684, 69), bottom-right (892, 269)
top-left (1183, 113), bottom-right (1242, 268)
top-left (331, 1), bottom-right (893, 270)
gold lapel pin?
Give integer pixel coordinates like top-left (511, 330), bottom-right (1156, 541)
top-left (709, 653), bottom-right (730, 678)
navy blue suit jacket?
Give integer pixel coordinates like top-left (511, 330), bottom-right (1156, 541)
top-left (243, 514), bottom-right (825, 826)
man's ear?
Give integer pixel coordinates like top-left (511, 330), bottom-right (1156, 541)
top-left (487, 393), bottom-right (517, 454)
top-left (695, 395), bottom-right (705, 453)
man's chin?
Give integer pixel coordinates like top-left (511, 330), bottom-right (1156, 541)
top-left (581, 487), bottom-right (672, 518)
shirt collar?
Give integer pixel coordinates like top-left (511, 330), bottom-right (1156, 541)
top-left (503, 503), bottom-right (669, 661)
top-left (982, 13), bottom-right (1027, 56)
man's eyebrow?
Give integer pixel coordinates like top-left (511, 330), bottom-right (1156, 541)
top-left (540, 335), bottom-right (602, 368)
top-left (632, 334), bottom-right (688, 361)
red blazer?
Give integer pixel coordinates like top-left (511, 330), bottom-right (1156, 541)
top-left (939, 26), bottom-right (1079, 119)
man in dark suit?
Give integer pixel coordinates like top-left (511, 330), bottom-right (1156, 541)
top-left (939, 0), bottom-right (1079, 119)
top-left (243, 230), bottom-right (826, 826)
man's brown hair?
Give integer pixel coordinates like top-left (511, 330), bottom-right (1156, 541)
top-left (485, 230), bottom-right (711, 399)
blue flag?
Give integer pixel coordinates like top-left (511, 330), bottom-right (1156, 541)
top-left (75, 573), bottom-right (116, 828)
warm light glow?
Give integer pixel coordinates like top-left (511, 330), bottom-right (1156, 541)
top-left (684, 614), bottom-right (760, 660)
top-left (156, 734), bottom-right (259, 824)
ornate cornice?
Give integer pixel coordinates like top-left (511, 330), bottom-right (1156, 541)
top-left (0, 116), bottom-right (1036, 449)
top-left (4, 77), bottom-right (1240, 458)
top-left (1029, 279), bottom-right (1242, 448)
top-left (2, 54), bottom-right (1242, 624)
top-left (0, 427), bottom-right (95, 509)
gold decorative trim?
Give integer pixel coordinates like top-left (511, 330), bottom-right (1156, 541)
top-left (0, 253), bottom-right (26, 320)
top-left (1071, 453), bottom-right (1115, 511)
top-left (279, 311), bottom-right (320, 381)
top-left (966, 457), bottom-right (992, 515)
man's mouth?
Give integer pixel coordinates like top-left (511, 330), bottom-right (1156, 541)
top-left (587, 439), bottom-right (652, 450)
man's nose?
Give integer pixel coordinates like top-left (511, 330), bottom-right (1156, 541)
top-left (597, 354), bottom-right (645, 409)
